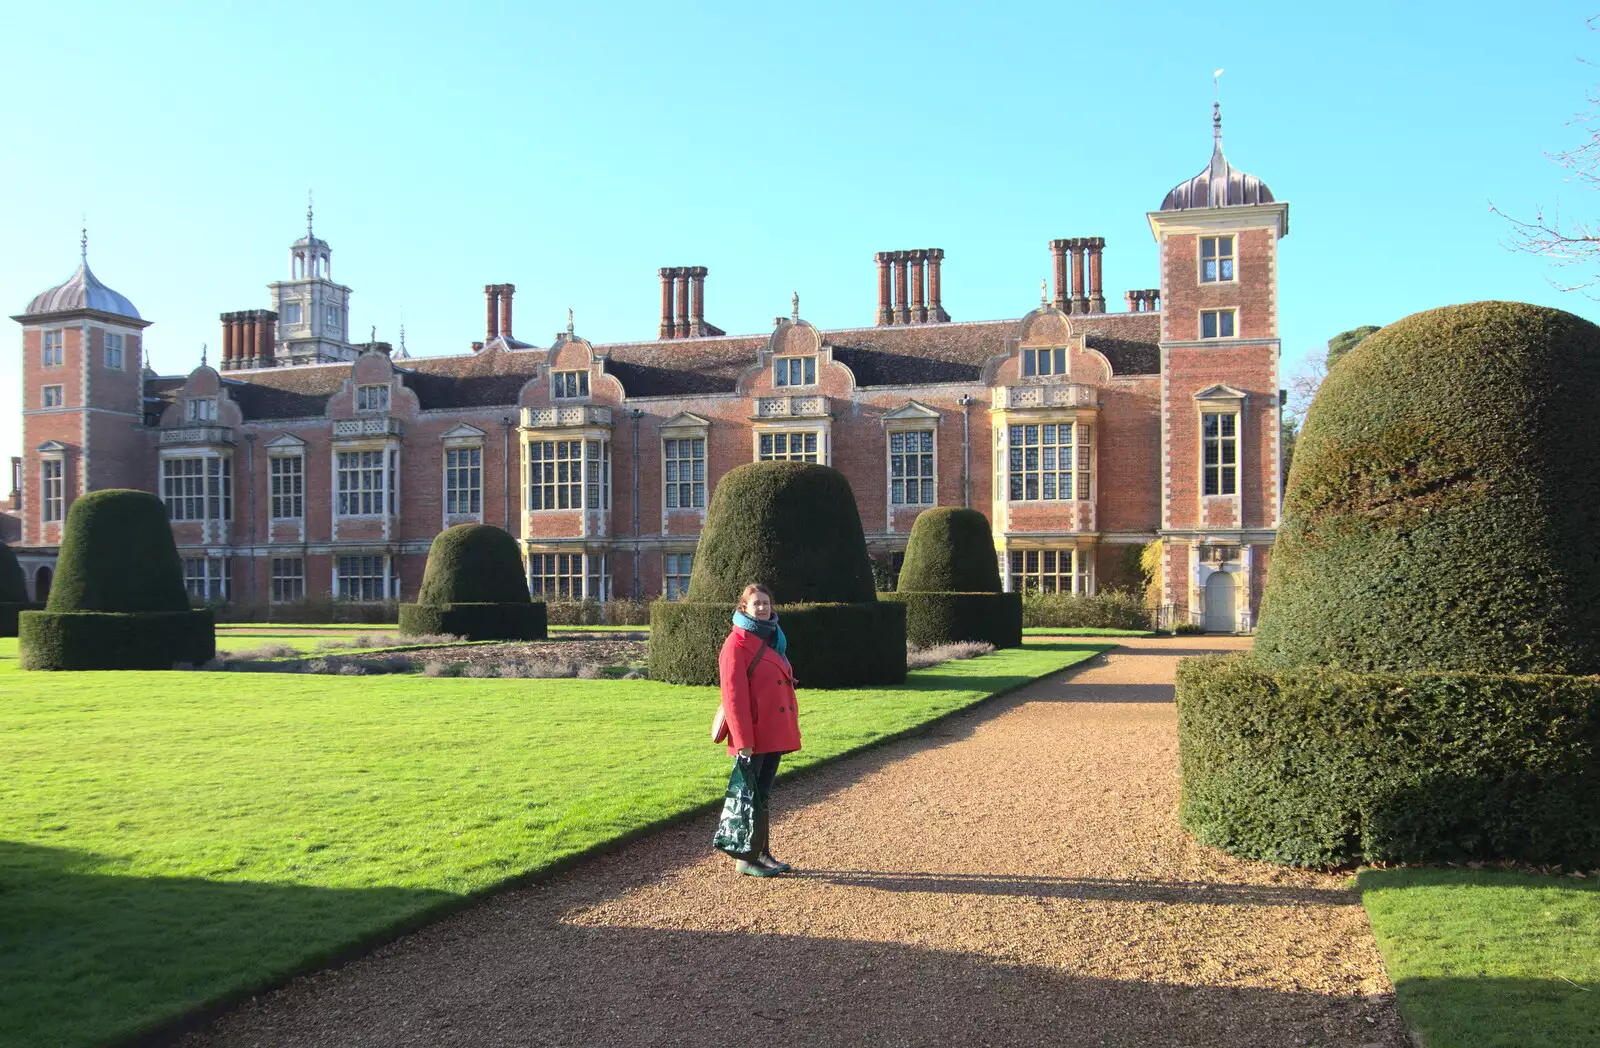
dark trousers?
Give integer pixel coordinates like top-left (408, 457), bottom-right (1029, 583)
top-left (743, 752), bottom-right (782, 857)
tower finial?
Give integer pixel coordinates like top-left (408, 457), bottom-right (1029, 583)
top-left (307, 188), bottom-right (314, 240)
top-left (1212, 68), bottom-right (1224, 148)
top-left (201, 343), bottom-right (208, 369)
top-left (1041, 277), bottom-right (1049, 306)
top-left (791, 291), bottom-right (800, 321)
top-left (80, 217), bottom-right (88, 264)
top-left (567, 307), bottom-right (575, 335)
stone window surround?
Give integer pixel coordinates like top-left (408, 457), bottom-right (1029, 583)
top-left (1195, 385), bottom-right (1247, 514)
top-left (1199, 235), bottom-right (1236, 284)
top-left (751, 418), bottom-right (829, 465)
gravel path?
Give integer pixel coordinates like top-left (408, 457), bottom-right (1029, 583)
top-left (173, 637), bottom-right (1410, 1048)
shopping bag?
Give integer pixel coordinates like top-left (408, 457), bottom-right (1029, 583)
top-left (712, 757), bottom-right (763, 860)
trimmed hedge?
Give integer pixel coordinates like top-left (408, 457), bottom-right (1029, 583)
top-left (0, 602), bottom-right (45, 637)
top-left (1020, 590), bottom-right (1150, 631)
top-left (0, 542), bottom-right (26, 604)
top-left (883, 591), bottom-right (1022, 649)
top-left (19, 609), bottom-right (216, 671)
top-left (45, 489), bottom-right (191, 613)
top-left (415, 524), bottom-right (530, 605)
top-left (1255, 302), bottom-right (1600, 674)
top-left (650, 600), bottom-right (907, 688)
top-left (397, 601), bottom-right (547, 640)
top-left (896, 508), bottom-right (1002, 593)
top-left (684, 462), bottom-right (876, 604)
top-left (1176, 655), bottom-right (1600, 867)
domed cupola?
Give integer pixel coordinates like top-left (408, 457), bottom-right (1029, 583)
top-left (21, 233), bottom-right (142, 321)
top-left (1160, 102), bottom-right (1275, 212)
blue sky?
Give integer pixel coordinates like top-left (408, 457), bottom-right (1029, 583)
top-left (4, 1), bottom-right (1598, 465)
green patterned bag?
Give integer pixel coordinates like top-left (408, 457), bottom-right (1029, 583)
top-left (712, 756), bottom-right (763, 860)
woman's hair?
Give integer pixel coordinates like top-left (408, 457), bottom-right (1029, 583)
top-left (739, 582), bottom-right (774, 607)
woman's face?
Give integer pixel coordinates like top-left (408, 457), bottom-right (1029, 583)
top-left (743, 590), bottom-right (773, 620)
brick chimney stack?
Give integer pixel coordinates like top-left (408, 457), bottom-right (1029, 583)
top-left (892, 252), bottom-right (910, 324)
top-left (258, 311), bottom-right (277, 366)
top-left (499, 283), bottom-right (515, 340)
top-left (658, 268), bottom-right (676, 339)
top-left (1124, 288), bottom-right (1160, 312)
top-left (875, 253), bottom-right (892, 326)
top-left (689, 267), bottom-right (707, 334)
top-left (219, 311), bottom-right (235, 370)
top-left (909, 250), bottom-right (927, 323)
top-left (927, 249), bottom-right (949, 322)
top-left (674, 267), bottom-right (691, 338)
top-left (1068, 238), bottom-right (1088, 314)
top-left (1049, 240), bottom-right (1069, 312)
top-left (1087, 237), bottom-right (1106, 313)
top-left (484, 285), bottom-right (501, 340)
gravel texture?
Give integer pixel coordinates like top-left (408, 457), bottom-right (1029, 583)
top-left (172, 637), bottom-right (1410, 1048)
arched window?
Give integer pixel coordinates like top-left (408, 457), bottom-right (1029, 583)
top-left (35, 565), bottom-right (52, 603)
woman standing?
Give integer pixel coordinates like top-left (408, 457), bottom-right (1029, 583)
top-left (719, 582), bottom-right (802, 877)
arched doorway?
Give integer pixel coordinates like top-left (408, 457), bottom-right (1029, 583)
top-left (1203, 571), bottom-right (1235, 633)
top-left (35, 566), bottom-right (53, 603)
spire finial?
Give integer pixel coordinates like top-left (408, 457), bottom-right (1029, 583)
top-left (1212, 68), bottom-right (1224, 148)
top-left (80, 215), bottom-right (88, 263)
top-left (791, 291), bottom-right (800, 321)
top-left (201, 343), bottom-right (208, 369)
top-left (1041, 277), bottom-right (1049, 306)
top-left (307, 188), bottom-right (315, 240)
top-left (399, 323), bottom-right (407, 351)
top-left (567, 307), bottom-right (575, 335)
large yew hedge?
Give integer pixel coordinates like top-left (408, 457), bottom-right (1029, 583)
top-left (650, 462), bottom-right (905, 686)
top-left (885, 508), bottom-right (1020, 648)
top-left (1179, 302), bottom-right (1600, 866)
top-left (398, 524), bottom-right (545, 640)
top-left (19, 489), bottom-right (213, 669)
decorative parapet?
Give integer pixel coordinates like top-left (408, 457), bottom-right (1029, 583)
top-left (754, 395), bottom-right (828, 419)
top-left (159, 425), bottom-right (234, 447)
top-left (521, 405), bottom-right (614, 429)
top-left (333, 417), bottom-right (403, 439)
top-left (992, 384), bottom-right (1097, 410)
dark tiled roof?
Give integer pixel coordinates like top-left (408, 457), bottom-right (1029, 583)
top-left (185, 311), bottom-right (1161, 416)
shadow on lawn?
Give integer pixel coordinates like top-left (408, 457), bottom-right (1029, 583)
top-left (0, 840), bottom-right (451, 1048)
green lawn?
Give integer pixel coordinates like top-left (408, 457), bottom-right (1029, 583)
top-left (0, 639), bottom-right (1104, 1048)
top-left (1359, 868), bottom-right (1600, 1048)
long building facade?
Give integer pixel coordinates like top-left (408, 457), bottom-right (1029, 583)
top-left (11, 110), bottom-right (1286, 631)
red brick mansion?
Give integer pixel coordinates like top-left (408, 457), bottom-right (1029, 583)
top-left (10, 107), bottom-right (1285, 631)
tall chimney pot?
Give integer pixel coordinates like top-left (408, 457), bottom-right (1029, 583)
top-left (1069, 238), bottom-right (1088, 314)
top-left (892, 251), bottom-right (910, 325)
top-left (1049, 240), bottom-right (1070, 312)
top-left (484, 285), bottom-right (501, 340)
top-left (658, 268), bottom-right (676, 339)
top-left (874, 252), bottom-right (892, 326)
top-left (909, 250), bottom-right (927, 324)
top-left (927, 248), bottom-right (947, 322)
top-left (499, 283), bottom-right (515, 339)
top-left (689, 267), bottom-right (707, 335)
top-left (674, 267), bottom-right (690, 338)
top-left (1087, 237), bottom-right (1106, 313)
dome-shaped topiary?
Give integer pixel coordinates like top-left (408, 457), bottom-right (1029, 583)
top-left (652, 462), bottom-right (904, 686)
top-left (896, 508), bottom-right (1003, 593)
top-left (416, 524), bottom-right (530, 605)
top-left (19, 489), bottom-right (213, 669)
top-left (1255, 302), bottom-right (1600, 674)
top-left (0, 542), bottom-right (26, 604)
top-left (399, 524), bottom-right (545, 640)
top-left (685, 462), bottom-right (877, 604)
top-left (47, 489), bottom-right (190, 613)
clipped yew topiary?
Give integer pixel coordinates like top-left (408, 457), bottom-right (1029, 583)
top-left (0, 542), bottom-right (43, 637)
top-left (882, 508), bottom-right (1020, 649)
top-left (650, 462), bottom-right (905, 686)
top-left (1179, 302), bottom-right (1600, 866)
top-left (18, 489), bottom-right (214, 669)
top-left (398, 523), bottom-right (546, 640)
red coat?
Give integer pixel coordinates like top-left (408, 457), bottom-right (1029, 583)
top-left (719, 627), bottom-right (802, 756)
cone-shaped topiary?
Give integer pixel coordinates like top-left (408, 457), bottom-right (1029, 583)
top-left (652, 462), bottom-right (905, 686)
top-left (399, 523), bottom-right (545, 640)
top-left (1180, 302), bottom-right (1600, 868)
top-left (685, 462), bottom-right (877, 604)
top-left (884, 508), bottom-right (1020, 649)
top-left (1255, 301), bottom-right (1600, 674)
top-left (896, 508), bottom-right (1003, 593)
top-left (0, 541), bottom-right (42, 637)
top-left (19, 489), bottom-right (213, 668)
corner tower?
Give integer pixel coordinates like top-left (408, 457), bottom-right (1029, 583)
top-left (1148, 101), bottom-right (1288, 631)
top-left (10, 236), bottom-right (154, 547)
top-left (267, 198), bottom-right (357, 366)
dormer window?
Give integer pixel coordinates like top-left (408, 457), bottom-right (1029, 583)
top-left (1022, 348), bottom-right (1067, 377)
top-left (775, 356), bottom-right (816, 387)
top-left (356, 385), bottom-right (390, 412)
top-left (1200, 236), bottom-right (1235, 283)
top-left (553, 371), bottom-right (590, 399)
top-left (186, 397), bottom-right (217, 422)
